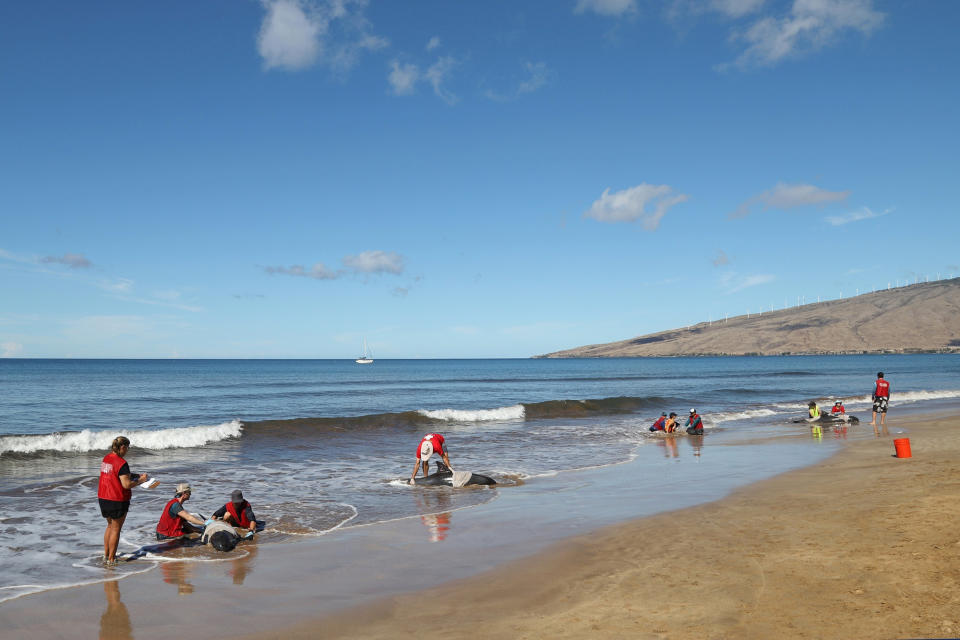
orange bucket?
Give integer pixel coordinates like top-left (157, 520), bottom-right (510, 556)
top-left (893, 438), bottom-right (912, 458)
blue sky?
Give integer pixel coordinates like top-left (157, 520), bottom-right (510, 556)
top-left (1, 0), bottom-right (957, 358)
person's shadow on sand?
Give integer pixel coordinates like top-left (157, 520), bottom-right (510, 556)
top-left (99, 579), bottom-right (133, 640)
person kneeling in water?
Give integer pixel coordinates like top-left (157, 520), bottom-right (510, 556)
top-left (212, 490), bottom-right (258, 537)
top-left (806, 401), bottom-right (821, 422)
top-left (685, 409), bottom-right (704, 435)
top-left (156, 483), bottom-right (205, 540)
top-left (649, 413), bottom-right (668, 432)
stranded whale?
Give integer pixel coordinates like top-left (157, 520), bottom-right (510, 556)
top-left (412, 462), bottom-right (497, 487)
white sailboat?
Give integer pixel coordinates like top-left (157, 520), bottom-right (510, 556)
top-left (355, 339), bottom-right (373, 364)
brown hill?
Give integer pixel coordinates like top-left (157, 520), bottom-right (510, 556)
top-left (538, 278), bottom-right (960, 357)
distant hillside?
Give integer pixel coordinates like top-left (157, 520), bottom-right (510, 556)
top-left (538, 278), bottom-right (960, 358)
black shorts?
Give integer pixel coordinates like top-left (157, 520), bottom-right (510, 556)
top-left (99, 498), bottom-right (130, 520)
top-left (873, 396), bottom-right (889, 413)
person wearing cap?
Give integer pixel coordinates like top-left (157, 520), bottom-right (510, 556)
top-left (831, 400), bottom-right (846, 415)
top-left (212, 490), bottom-right (258, 535)
top-left (870, 371), bottom-right (890, 427)
top-left (409, 433), bottom-right (453, 483)
top-left (156, 483), bottom-right (205, 540)
top-left (649, 413), bottom-right (668, 432)
top-left (685, 409), bottom-right (704, 435)
top-left (664, 412), bottom-right (679, 433)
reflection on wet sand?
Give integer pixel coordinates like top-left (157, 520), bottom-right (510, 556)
top-left (658, 437), bottom-right (679, 458)
top-left (161, 562), bottom-right (195, 595)
top-left (415, 490), bottom-right (454, 543)
top-left (99, 579), bottom-right (133, 640)
top-left (687, 435), bottom-right (704, 458)
top-left (230, 544), bottom-right (258, 585)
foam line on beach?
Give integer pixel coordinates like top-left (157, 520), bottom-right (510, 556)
top-left (0, 420), bottom-right (243, 456)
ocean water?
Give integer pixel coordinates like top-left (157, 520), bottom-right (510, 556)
top-left (1, 355), bottom-right (959, 604)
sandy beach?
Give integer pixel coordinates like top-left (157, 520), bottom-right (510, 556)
top-left (3, 412), bottom-right (958, 640)
top-left (265, 413), bottom-right (960, 640)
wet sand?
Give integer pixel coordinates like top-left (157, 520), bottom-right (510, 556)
top-left (263, 414), bottom-right (960, 640)
top-left (3, 413), bottom-right (958, 639)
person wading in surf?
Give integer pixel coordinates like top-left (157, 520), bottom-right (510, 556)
top-left (409, 433), bottom-right (453, 484)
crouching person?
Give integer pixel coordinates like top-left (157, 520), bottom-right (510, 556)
top-left (156, 483), bottom-right (205, 540)
top-left (212, 490), bottom-right (258, 536)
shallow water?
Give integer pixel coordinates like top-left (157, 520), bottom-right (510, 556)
top-left (1, 355), bottom-right (958, 603)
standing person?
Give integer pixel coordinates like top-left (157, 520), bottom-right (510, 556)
top-left (649, 413), bottom-right (667, 432)
top-left (156, 483), bottom-right (205, 540)
top-left (685, 409), bottom-right (704, 435)
top-left (98, 436), bottom-right (151, 564)
top-left (212, 490), bottom-right (258, 536)
top-left (870, 371), bottom-right (890, 427)
top-left (409, 433), bottom-right (453, 483)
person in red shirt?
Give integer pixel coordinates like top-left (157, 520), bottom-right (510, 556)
top-left (409, 433), bottom-right (453, 483)
top-left (870, 371), bottom-right (890, 427)
top-left (156, 483), bottom-right (205, 540)
top-left (212, 489), bottom-right (258, 536)
top-left (97, 436), bottom-right (151, 564)
top-left (831, 401), bottom-right (845, 414)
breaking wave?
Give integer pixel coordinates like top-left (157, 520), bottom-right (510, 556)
top-left (0, 420), bottom-right (243, 456)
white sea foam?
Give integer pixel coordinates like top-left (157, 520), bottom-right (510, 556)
top-left (0, 420), bottom-right (243, 456)
top-left (709, 408), bottom-right (778, 424)
top-left (418, 405), bottom-right (525, 422)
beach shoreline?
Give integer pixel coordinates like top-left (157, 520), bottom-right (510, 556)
top-left (281, 411), bottom-right (960, 640)
top-left (2, 410), bottom-right (958, 639)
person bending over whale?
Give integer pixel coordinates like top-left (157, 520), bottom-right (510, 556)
top-left (156, 483), bottom-right (205, 540)
top-left (211, 490), bottom-right (258, 536)
top-left (410, 433), bottom-right (453, 484)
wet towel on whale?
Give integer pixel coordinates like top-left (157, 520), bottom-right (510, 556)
top-left (451, 470), bottom-right (472, 487)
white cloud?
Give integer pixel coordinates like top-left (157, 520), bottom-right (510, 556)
top-left (713, 249), bottom-right (730, 267)
top-left (712, 0), bottom-right (766, 18)
top-left (825, 206), bottom-right (891, 226)
top-left (426, 56), bottom-right (458, 104)
top-left (574, 0), bottom-right (637, 17)
top-left (731, 182), bottom-right (850, 218)
top-left (584, 183), bottom-right (689, 230)
top-left (257, 0), bottom-right (386, 73)
top-left (98, 278), bottom-right (134, 294)
top-left (41, 253), bottom-right (92, 269)
top-left (387, 55), bottom-right (458, 103)
top-left (720, 271), bottom-right (775, 293)
top-left (258, 0), bottom-right (323, 71)
top-left (668, 0), bottom-right (765, 20)
top-left (1, 342), bottom-right (23, 358)
top-left (484, 61), bottom-right (554, 102)
top-left (728, 0), bottom-right (885, 68)
top-left (342, 250), bottom-right (404, 275)
top-left (388, 60), bottom-right (419, 95)
top-left (426, 36), bottom-right (441, 51)
top-left (264, 262), bottom-right (341, 279)
top-left (264, 250), bottom-right (405, 282)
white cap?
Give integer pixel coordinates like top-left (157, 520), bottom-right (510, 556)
top-left (419, 441), bottom-right (434, 461)
top-left (689, 408), bottom-right (696, 413)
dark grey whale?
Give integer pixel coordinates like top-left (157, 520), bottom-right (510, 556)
top-left (412, 462), bottom-right (496, 487)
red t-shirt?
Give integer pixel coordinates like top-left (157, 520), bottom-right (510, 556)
top-left (874, 379), bottom-right (890, 397)
top-left (416, 433), bottom-right (445, 458)
top-left (831, 405), bottom-right (845, 414)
